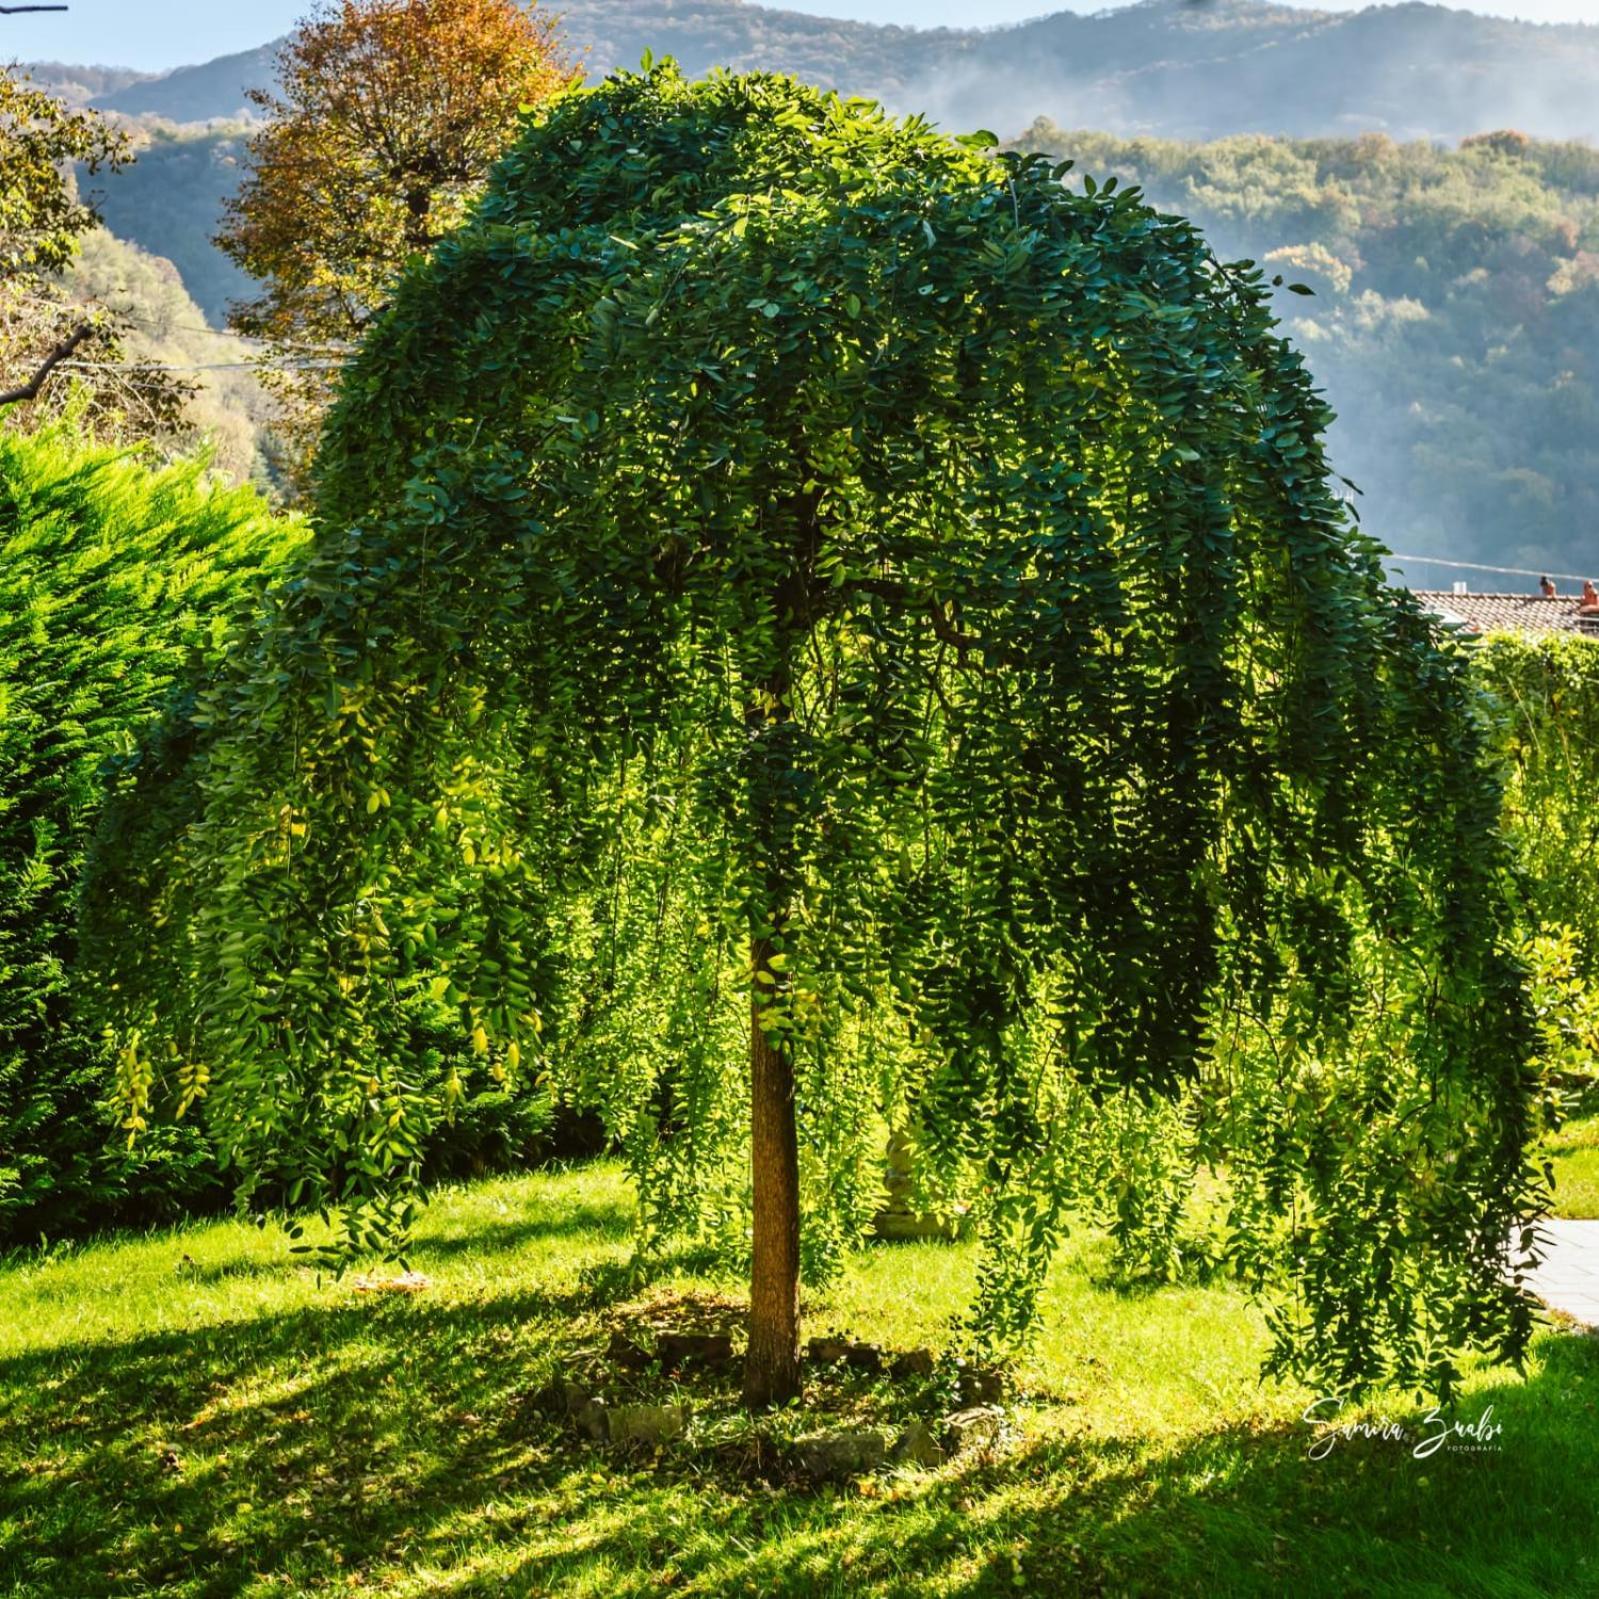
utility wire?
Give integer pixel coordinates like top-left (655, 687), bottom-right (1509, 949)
top-left (4, 287), bottom-right (265, 342)
top-left (59, 358), bottom-right (341, 372)
top-left (1387, 553), bottom-right (1596, 585)
top-left (112, 311), bottom-right (263, 341)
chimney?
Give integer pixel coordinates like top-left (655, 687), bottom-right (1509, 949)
top-left (1452, 580), bottom-right (1468, 595)
top-left (1581, 580), bottom-right (1599, 615)
top-left (1541, 575), bottom-right (1557, 597)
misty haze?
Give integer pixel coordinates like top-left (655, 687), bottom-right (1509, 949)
top-left (20, 0), bottom-right (1599, 576)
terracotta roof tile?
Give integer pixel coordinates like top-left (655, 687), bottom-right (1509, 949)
top-left (1412, 592), bottom-right (1599, 639)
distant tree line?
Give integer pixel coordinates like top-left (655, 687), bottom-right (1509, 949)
top-left (1016, 123), bottom-right (1599, 579)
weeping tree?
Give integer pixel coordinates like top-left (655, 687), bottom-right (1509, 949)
top-left (91, 65), bottom-right (1544, 1407)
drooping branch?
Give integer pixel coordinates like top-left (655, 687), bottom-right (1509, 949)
top-left (851, 577), bottom-right (1011, 663)
top-left (0, 321), bottom-right (92, 407)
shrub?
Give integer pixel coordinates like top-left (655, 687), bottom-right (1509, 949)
top-left (1473, 632), bottom-right (1599, 1092)
top-left (1523, 926), bottom-right (1599, 1091)
top-left (0, 428), bottom-right (300, 1245)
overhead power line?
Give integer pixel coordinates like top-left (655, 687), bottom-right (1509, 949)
top-left (1387, 553), bottom-right (1596, 585)
top-left (59, 358), bottom-right (340, 373)
top-left (109, 308), bottom-right (263, 341)
top-left (5, 288), bottom-right (264, 342)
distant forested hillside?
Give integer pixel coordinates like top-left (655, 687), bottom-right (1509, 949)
top-left (1017, 123), bottom-right (1599, 575)
top-left (24, 3), bottom-right (1599, 568)
top-left (90, 45), bottom-right (272, 123)
top-left (43, 0), bottom-right (1599, 146)
top-left (58, 230), bottom-right (271, 482)
top-left (18, 61), bottom-right (153, 108)
top-left (84, 125), bottom-right (258, 323)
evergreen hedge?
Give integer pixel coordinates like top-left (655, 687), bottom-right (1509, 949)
top-left (0, 428), bottom-right (299, 1245)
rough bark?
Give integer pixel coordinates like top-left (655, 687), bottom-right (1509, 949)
top-left (743, 931), bottom-right (802, 1406)
top-left (738, 485), bottom-right (824, 1407)
top-left (741, 627), bottom-right (805, 1407)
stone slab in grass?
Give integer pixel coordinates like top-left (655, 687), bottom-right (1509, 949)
top-left (943, 1407), bottom-right (1004, 1456)
top-left (805, 1336), bottom-right (885, 1372)
top-left (657, 1332), bottom-right (734, 1368)
top-left (795, 1428), bottom-right (890, 1480)
top-left (607, 1403), bottom-right (690, 1447)
top-left (892, 1419), bottom-right (947, 1468)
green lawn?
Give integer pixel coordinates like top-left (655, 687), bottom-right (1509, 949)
top-left (1548, 1111), bottom-right (1599, 1220)
top-left (2, 1162), bottom-right (1596, 1598)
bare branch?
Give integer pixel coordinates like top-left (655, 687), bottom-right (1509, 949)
top-left (0, 6), bottom-right (71, 13)
top-left (0, 322), bottom-right (93, 407)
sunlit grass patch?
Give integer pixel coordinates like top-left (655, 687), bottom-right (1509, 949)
top-left (1, 1160), bottom-right (1594, 1597)
top-left (1546, 1111), bottom-right (1599, 1220)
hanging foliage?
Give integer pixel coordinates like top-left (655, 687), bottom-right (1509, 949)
top-left (91, 64), bottom-right (1544, 1404)
top-left (1474, 633), bottom-right (1599, 974)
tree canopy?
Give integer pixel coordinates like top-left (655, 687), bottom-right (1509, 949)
top-left (217, 0), bottom-right (576, 488)
top-left (0, 70), bottom-right (126, 281)
top-left (0, 68), bottom-right (194, 438)
top-left (96, 64), bottom-right (1544, 1405)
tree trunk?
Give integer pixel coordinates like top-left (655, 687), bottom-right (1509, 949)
top-left (743, 932), bottom-right (802, 1406)
top-left (742, 640), bottom-right (804, 1407)
top-left (740, 497), bottom-right (820, 1407)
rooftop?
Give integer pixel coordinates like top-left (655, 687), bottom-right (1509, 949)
top-left (1412, 591), bottom-right (1599, 639)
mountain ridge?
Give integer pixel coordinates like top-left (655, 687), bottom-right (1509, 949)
top-left (25, 0), bottom-right (1599, 145)
top-left (16, 0), bottom-right (1599, 571)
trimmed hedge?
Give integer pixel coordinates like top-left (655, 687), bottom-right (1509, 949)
top-left (0, 428), bottom-right (300, 1245)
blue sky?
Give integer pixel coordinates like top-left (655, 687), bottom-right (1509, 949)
top-left (4, 0), bottom-right (1596, 74)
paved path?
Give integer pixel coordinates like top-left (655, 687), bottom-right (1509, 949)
top-left (1526, 1218), bottom-right (1599, 1328)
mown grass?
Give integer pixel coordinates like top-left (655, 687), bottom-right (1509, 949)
top-left (1547, 1111), bottom-right (1599, 1220)
top-left (2, 1160), bottom-right (1596, 1598)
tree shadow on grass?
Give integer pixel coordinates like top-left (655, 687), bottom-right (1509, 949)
top-left (91, 1197), bottom-right (638, 1289)
top-left (408, 1199), bottom-right (636, 1263)
top-left (477, 1331), bottom-right (1599, 1599)
top-left (0, 1234), bottom-right (720, 1597)
top-left (2, 1247), bottom-right (1595, 1598)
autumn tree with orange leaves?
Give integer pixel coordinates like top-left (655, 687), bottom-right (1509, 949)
top-left (218, 0), bottom-right (575, 491)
